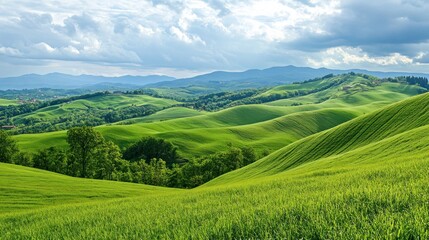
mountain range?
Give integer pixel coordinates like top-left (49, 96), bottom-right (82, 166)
top-left (1, 66), bottom-right (428, 91)
top-left (0, 73), bottom-right (175, 90)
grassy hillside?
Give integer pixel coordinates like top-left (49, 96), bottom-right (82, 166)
top-left (14, 76), bottom-right (423, 157)
top-left (13, 94), bottom-right (178, 121)
top-left (209, 92), bottom-right (429, 184)
top-left (0, 98), bottom-right (18, 106)
top-left (2, 93), bottom-right (429, 238)
top-left (15, 105), bottom-right (358, 156)
top-left (15, 77), bottom-right (421, 157)
top-left (116, 107), bottom-right (206, 124)
top-left (262, 75), bottom-right (424, 106)
top-left (0, 163), bottom-right (173, 214)
top-left (2, 93), bottom-right (180, 134)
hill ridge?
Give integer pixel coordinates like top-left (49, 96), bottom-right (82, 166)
top-left (207, 92), bottom-right (429, 185)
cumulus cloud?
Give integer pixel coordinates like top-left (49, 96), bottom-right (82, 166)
top-left (290, 0), bottom-right (429, 52)
top-left (0, 47), bottom-right (22, 57)
top-left (0, 0), bottom-right (428, 77)
top-left (307, 47), bottom-right (414, 68)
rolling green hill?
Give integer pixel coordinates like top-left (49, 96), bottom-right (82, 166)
top-left (116, 107), bottom-right (206, 124)
top-left (13, 94), bottom-right (178, 121)
top-left (13, 105), bottom-right (360, 156)
top-left (2, 93), bottom-right (429, 238)
top-left (0, 98), bottom-right (18, 106)
top-left (0, 163), bottom-right (173, 214)
top-left (208, 92), bottom-right (429, 184)
top-left (13, 75), bottom-right (425, 157)
top-left (3, 93), bottom-right (179, 134)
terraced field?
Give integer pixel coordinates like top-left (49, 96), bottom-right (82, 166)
top-left (2, 92), bottom-right (429, 238)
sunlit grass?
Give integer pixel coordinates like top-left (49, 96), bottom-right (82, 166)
top-left (0, 98), bottom-right (18, 106)
top-left (2, 93), bottom-right (429, 238)
top-left (14, 81), bottom-right (420, 157)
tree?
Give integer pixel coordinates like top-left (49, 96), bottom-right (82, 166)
top-left (240, 146), bottom-right (257, 165)
top-left (0, 130), bottom-right (19, 163)
top-left (67, 127), bottom-right (103, 178)
top-left (123, 137), bottom-right (179, 165)
top-left (168, 163), bottom-right (184, 187)
top-left (33, 147), bottom-right (67, 174)
top-left (92, 141), bottom-right (122, 180)
top-left (140, 159), bottom-right (170, 186)
top-left (14, 152), bottom-right (33, 167)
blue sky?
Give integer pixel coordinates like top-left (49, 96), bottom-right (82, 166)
top-left (1, 0), bottom-right (429, 77)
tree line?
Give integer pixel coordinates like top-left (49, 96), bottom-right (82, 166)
top-left (384, 76), bottom-right (429, 89)
top-left (1, 103), bottom-right (160, 135)
top-left (0, 127), bottom-right (258, 188)
top-left (0, 92), bottom-right (111, 120)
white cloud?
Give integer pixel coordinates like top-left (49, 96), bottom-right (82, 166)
top-left (34, 42), bottom-right (56, 53)
top-left (63, 45), bottom-right (80, 55)
top-left (137, 25), bottom-right (156, 37)
top-left (307, 47), bottom-right (414, 68)
top-left (170, 26), bottom-right (205, 45)
top-left (0, 47), bottom-right (22, 57)
top-left (0, 0), bottom-right (428, 76)
top-left (226, 0), bottom-right (341, 42)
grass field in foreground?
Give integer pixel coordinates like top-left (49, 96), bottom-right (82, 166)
top-left (0, 163), bottom-right (174, 215)
top-left (1, 92), bottom-right (429, 238)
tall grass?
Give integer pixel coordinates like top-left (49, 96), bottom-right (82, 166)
top-left (1, 140), bottom-right (429, 238)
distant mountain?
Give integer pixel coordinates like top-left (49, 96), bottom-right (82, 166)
top-left (0, 73), bottom-right (175, 90)
top-left (2, 66), bottom-right (428, 91)
top-left (146, 65), bottom-right (429, 91)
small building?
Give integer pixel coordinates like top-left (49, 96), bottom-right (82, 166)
top-left (1, 125), bottom-right (16, 130)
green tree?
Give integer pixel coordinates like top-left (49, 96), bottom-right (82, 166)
top-left (240, 146), bottom-right (257, 165)
top-left (123, 137), bottom-right (179, 165)
top-left (174, 146), bottom-right (257, 188)
top-left (67, 127), bottom-right (103, 178)
top-left (140, 158), bottom-right (170, 186)
top-left (92, 141), bottom-right (122, 180)
top-left (33, 147), bottom-right (67, 174)
top-left (168, 163), bottom-right (184, 187)
top-left (0, 130), bottom-right (19, 163)
top-left (14, 152), bottom-right (33, 167)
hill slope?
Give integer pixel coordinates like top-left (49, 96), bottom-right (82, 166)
top-left (16, 75), bottom-right (424, 157)
top-left (147, 65), bottom-right (429, 93)
top-left (4, 93), bottom-right (179, 134)
top-left (208, 92), bottom-right (429, 185)
top-left (0, 163), bottom-right (173, 214)
top-left (2, 93), bottom-right (429, 238)
top-left (0, 98), bottom-right (18, 106)
top-left (14, 75), bottom-right (425, 157)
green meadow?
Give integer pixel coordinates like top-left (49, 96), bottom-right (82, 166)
top-left (14, 76), bottom-right (424, 157)
top-left (116, 107), bottom-right (206, 124)
top-left (0, 98), bottom-right (18, 106)
top-left (12, 94), bottom-right (178, 122)
top-left (2, 92), bottom-right (429, 238)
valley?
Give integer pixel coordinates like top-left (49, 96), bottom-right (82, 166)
top-left (3, 1), bottom-right (429, 238)
top-left (9, 74), bottom-right (426, 157)
top-left (1, 72), bottom-right (429, 238)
